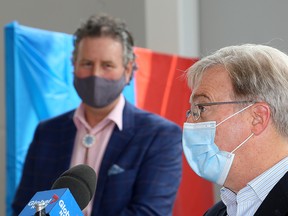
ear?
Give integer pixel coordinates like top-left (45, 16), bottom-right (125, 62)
top-left (124, 61), bottom-right (133, 83)
top-left (251, 102), bottom-right (271, 135)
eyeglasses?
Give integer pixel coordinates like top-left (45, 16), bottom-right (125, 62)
top-left (186, 100), bottom-right (255, 121)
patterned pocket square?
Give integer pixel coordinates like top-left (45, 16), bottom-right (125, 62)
top-left (108, 164), bottom-right (125, 176)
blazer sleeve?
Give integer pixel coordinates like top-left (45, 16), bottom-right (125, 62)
top-left (12, 123), bottom-right (46, 215)
top-left (12, 111), bottom-right (75, 215)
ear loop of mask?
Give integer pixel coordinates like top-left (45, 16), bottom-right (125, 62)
top-left (215, 103), bottom-right (255, 153)
top-left (216, 103), bottom-right (254, 127)
top-left (231, 133), bottom-right (254, 153)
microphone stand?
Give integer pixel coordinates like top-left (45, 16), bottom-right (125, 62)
top-left (34, 203), bottom-right (47, 216)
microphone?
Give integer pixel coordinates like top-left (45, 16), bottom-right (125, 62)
top-left (19, 164), bottom-right (97, 216)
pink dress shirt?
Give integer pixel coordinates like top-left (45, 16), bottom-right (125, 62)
top-left (70, 95), bottom-right (125, 216)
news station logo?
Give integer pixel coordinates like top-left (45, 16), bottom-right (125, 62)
top-left (28, 194), bottom-right (59, 209)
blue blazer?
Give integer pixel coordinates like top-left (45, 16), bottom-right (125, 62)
top-left (12, 101), bottom-right (183, 216)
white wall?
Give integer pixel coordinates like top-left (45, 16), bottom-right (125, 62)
top-left (199, 0), bottom-right (288, 56)
top-left (145, 0), bottom-right (199, 57)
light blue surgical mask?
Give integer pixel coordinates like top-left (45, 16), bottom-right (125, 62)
top-left (182, 104), bottom-right (254, 186)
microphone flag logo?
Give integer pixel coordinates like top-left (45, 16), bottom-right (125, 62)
top-left (50, 194), bottom-right (59, 204)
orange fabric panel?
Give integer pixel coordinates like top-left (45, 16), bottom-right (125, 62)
top-left (134, 47), bottom-right (214, 216)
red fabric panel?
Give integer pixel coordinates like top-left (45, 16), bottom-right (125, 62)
top-left (134, 47), bottom-right (214, 216)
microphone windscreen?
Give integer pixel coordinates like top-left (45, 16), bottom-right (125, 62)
top-left (51, 164), bottom-right (97, 210)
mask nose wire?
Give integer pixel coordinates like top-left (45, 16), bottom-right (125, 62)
top-left (216, 103), bottom-right (254, 127)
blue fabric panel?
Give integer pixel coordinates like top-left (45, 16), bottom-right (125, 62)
top-left (4, 21), bottom-right (80, 216)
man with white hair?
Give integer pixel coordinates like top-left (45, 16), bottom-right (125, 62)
top-left (183, 44), bottom-right (288, 215)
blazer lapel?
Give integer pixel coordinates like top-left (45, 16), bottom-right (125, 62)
top-left (255, 171), bottom-right (288, 216)
top-left (92, 101), bottom-right (136, 214)
top-left (58, 111), bottom-right (77, 173)
top-left (204, 201), bottom-right (227, 216)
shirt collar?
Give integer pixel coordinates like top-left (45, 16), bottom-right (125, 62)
top-left (247, 156), bottom-right (288, 202)
top-left (73, 94), bottom-right (125, 132)
top-left (106, 94), bottom-right (124, 131)
top-left (221, 156), bottom-right (288, 205)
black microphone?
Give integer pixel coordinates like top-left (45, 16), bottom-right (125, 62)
top-left (51, 164), bottom-right (97, 210)
top-left (19, 164), bottom-right (97, 216)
